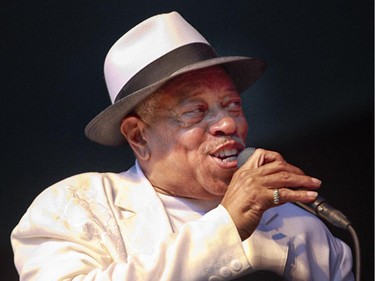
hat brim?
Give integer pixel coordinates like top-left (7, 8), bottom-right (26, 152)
top-left (85, 56), bottom-right (266, 146)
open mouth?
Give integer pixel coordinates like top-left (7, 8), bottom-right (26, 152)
top-left (213, 148), bottom-right (240, 163)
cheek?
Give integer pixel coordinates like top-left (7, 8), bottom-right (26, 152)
top-left (236, 117), bottom-right (249, 139)
top-left (146, 125), bottom-right (174, 154)
top-left (148, 125), bottom-right (205, 158)
top-left (178, 127), bottom-right (207, 150)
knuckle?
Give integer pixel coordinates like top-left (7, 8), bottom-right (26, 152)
top-left (277, 188), bottom-right (289, 203)
top-left (236, 169), bottom-right (252, 181)
top-left (275, 160), bottom-right (287, 169)
top-left (273, 151), bottom-right (282, 158)
top-left (234, 169), bottom-right (258, 187)
top-left (236, 169), bottom-right (247, 178)
top-left (279, 171), bottom-right (291, 181)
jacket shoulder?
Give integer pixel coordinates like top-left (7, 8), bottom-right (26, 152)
top-left (12, 172), bottom-right (129, 241)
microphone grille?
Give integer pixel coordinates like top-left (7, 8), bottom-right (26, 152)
top-left (237, 147), bottom-right (256, 168)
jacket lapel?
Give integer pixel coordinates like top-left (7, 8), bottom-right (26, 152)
top-left (114, 164), bottom-right (173, 255)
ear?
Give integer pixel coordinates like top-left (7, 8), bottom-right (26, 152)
top-left (120, 116), bottom-right (150, 160)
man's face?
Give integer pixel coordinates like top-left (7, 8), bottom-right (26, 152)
top-left (142, 66), bottom-right (249, 200)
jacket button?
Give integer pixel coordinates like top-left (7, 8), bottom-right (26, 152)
top-left (230, 260), bottom-right (243, 272)
top-left (219, 267), bottom-right (232, 278)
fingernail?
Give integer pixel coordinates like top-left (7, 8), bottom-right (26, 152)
top-left (311, 178), bottom-right (322, 185)
top-left (306, 191), bottom-right (318, 198)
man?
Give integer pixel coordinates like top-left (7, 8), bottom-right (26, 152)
top-left (11, 11), bottom-right (354, 281)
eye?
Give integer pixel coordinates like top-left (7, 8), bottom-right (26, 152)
top-left (184, 106), bottom-right (207, 118)
top-left (178, 105), bottom-right (207, 126)
top-left (226, 99), bottom-right (243, 112)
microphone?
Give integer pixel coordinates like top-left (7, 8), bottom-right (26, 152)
top-left (237, 147), bottom-right (352, 229)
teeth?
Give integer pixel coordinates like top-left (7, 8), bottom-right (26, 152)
top-left (214, 149), bottom-right (238, 158)
top-left (223, 156), bottom-right (237, 162)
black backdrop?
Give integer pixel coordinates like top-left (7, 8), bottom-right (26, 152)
top-left (1, 1), bottom-right (373, 280)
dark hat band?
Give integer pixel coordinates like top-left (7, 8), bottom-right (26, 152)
top-left (115, 43), bottom-right (217, 102)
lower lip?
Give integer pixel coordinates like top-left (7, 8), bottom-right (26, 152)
top-left (211, 156), bottom-right (238, 169)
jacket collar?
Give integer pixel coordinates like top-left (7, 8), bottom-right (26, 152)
top-left (114, 161), bottom-right (161, 213)
top-left (114, 162), bottom-right (174, 254)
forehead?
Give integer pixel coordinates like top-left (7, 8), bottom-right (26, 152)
top-left (158, 66), bottom-right (237, 101)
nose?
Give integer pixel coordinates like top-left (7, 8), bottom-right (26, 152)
top-left (208, 111), bottom-right (237, 136)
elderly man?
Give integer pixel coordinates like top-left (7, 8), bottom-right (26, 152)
top-left (12, 12), bottom-right (353, 281)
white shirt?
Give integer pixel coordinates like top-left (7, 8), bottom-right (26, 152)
top-left (157, 192), bottom-right (221, 232)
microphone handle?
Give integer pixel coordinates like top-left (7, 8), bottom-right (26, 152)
top-left (294, 196), bottom-right (351, 229)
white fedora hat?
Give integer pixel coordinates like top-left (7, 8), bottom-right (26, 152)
top-left (85, 11), bottom-right (266, 146)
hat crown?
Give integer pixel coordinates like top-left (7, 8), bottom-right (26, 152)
top-left (104, 11), bottom-right (209, 104)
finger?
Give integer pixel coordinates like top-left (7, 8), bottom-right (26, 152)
top-left (260, 149), bottom-right (286, 165)
top-left (273, 188), bottom-right (319, 205)
top-left (256, 160), bottom-right (306, 177)
top-left (240, 148), bottom-right (286, 169)
top-left (262, 172), bottom-right (321, 190)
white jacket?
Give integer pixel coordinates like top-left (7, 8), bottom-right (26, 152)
top-left (11, 164), bottom-right (354, 281)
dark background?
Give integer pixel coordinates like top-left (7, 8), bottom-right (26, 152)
top-left (1, 1), bottom-right (373, 280)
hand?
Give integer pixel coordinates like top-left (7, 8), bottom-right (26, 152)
top-left (221, 148), bottom-right (321, 240)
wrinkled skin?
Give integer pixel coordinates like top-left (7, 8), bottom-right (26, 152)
top-left (121, 66), bottom-right (321, 240)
